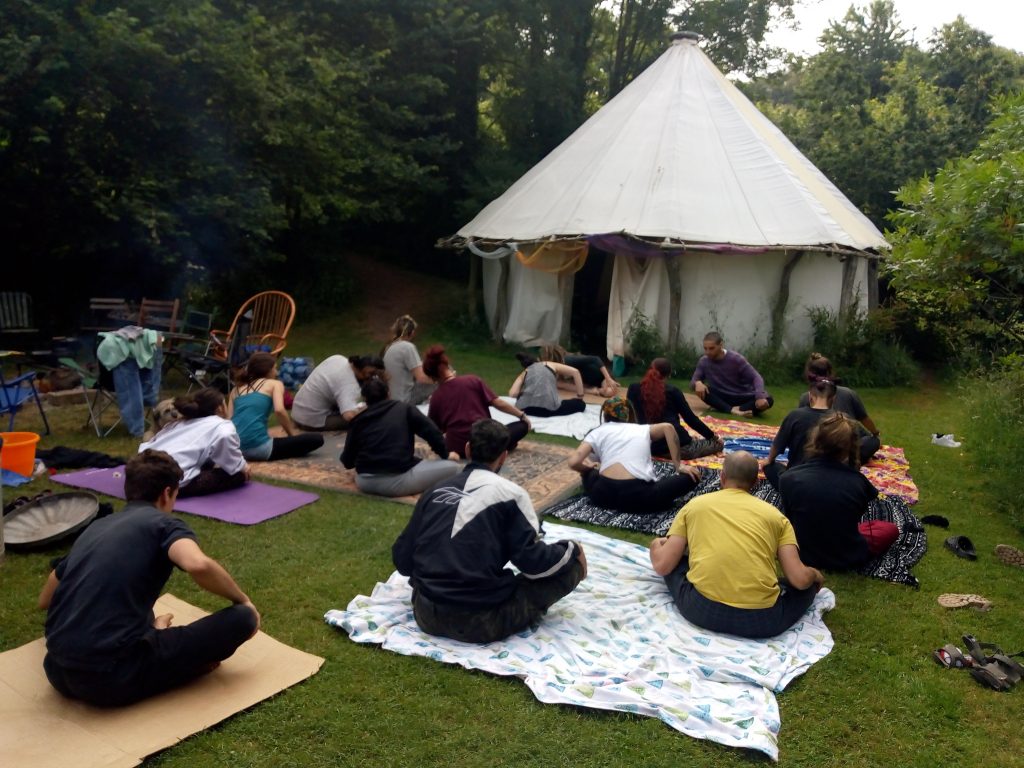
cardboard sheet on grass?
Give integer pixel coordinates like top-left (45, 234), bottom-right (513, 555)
top-left (0, 593), bottom-right (324, 768)
top-left (52, 468), bottom-right (319, 524)
top-left (691, 416), bottom-right (918, 503)
top-left (327, 522), bottom-right (835, 761)
top-left (250, 431), bottom-right (581, 510)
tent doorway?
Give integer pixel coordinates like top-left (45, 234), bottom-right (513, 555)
top-left (569, 248), bottom-right (614, 357)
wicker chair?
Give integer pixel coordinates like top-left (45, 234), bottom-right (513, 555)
top-left (209, 291), bottom-right (296, 362)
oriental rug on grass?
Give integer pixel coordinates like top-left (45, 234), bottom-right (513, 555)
top-left (249, 433), bottom-right (581, 510)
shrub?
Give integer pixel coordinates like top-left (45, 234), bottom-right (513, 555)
top-left (807, 306), bottom-right (918, 387)
top-left (624, 310), bottom-right (664, 371)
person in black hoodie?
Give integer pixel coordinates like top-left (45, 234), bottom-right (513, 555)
top-left (392, 419), bottom-right (587, 643)
top-left (340, 375), bottom-right (461, 497)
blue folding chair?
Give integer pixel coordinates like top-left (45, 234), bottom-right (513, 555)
top-left (0, 369), bottom-right (50, 435)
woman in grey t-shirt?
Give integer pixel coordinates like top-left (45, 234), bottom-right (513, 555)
top-left (382, 315), bottom-right (435, 404)
top-left (509, 352), bottom-right (587, 418)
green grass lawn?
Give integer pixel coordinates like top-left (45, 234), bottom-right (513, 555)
top-left (2, 293), bottom-right (1023, 767)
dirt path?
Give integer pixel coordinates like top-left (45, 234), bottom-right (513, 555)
top-left (344, 252), bottom-right (466, 339)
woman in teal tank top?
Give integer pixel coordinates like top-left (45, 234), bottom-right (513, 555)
top-left (228, 353), bottom-right (324, 461)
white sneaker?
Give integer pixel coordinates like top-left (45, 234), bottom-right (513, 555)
top-left (931, 433), bottom-right (961, 448)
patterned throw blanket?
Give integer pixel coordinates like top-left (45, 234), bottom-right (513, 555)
top-left (694, 417), bottom-right (918, 503)
top-left (545, 465), bottom-right (926, 588)
top-left (326, 522), bottom-right (835, 760)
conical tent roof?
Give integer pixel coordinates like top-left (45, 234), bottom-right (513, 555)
top-left (454, 35), bottom-right (887, 252)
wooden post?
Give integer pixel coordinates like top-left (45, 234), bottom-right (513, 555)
top-left (770, 251), bottom-right (804, 352)
top-left (665, 252), bottom-right (682, 351)
top-left (839, 255), bottom-right (859, 327)
top-left (467, 252), bottom-right (480, 321)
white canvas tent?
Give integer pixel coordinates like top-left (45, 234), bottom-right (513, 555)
top-left (443, 33), bottom-right (888, 358)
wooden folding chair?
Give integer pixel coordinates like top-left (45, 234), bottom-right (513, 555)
top-left (84, 298), bottom-right (135, 332)
top-left (139, 298), bottom-right (180, 334)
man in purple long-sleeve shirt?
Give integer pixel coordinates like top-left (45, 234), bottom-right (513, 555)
top-left (690, 331), bottom-right (774, 416)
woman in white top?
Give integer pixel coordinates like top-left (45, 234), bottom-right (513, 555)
top-left (567, 396), bottom-right (701, 514)
top-left (382, 315), bottom-right (435, 404)
top-left (139, 387), bottom-right (249, 497)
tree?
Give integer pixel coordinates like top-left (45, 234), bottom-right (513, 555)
top-left (885, 94), bottom-right (1024, 359)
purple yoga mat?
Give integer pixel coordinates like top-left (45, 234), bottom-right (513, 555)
top-left (52, 466), bottom-right (319, 525)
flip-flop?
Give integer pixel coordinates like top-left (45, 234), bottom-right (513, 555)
top-left (937, 593), bottom-right (993, 611)
top-left (933, 644), bottom-right (975, 668)
top-left (945, 535), bottom-right (977, 560)
top-left (994, 544), bottom-right (1024, 569)
top-left (920, 515), bottom-right (950, 528)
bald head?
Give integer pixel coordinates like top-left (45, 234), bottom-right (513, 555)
top-left (721, 451), bottom-right (758, 491)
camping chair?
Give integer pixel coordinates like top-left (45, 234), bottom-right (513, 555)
top-left (163, 306), bottom-right (220, 389)
top-left (58, 355), bottom-right (121, 437)
top-left (0, 368), bottom-right (51, 435)
top-left (209, 291), bottom-right (295, 360)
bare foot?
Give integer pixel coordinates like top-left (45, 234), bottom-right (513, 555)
top-left (730, 406), bottom-right (753, 417)
top-left (154, 613), bottom-right (174, 629)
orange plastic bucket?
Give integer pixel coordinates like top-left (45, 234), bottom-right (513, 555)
top-left (0, 432), bottom-right (41, 477)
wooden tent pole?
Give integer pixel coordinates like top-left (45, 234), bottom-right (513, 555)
top-left (770, 251), bottom-right (804, 351)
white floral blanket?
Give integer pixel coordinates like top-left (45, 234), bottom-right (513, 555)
top-left (325, 523), bottom-right (834, 760)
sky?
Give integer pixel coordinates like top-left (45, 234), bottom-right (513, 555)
top-left (766, 0), bottom-right (1024, 56)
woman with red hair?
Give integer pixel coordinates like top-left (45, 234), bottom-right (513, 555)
top-left (627, 358), bottom-right (722, 459)
top-left (423, 345), bottom-right (530, 458)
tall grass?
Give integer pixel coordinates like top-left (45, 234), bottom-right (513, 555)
top-left (960, 355), bottom-right (1024, 529)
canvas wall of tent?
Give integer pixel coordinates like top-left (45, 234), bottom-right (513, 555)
top-left (440, 33), bottom-right (886, 360)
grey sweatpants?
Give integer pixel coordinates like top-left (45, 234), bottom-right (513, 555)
top-left (355, 459), bottom-right (461, 497)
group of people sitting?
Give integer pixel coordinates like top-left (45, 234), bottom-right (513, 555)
top-left (133, 314), bottom-right (629, 501)
top-left (38, 318), bottom-right (895, 707)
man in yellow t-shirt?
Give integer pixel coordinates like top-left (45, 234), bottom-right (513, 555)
top-left (649, 451), bottom-right (824, 638)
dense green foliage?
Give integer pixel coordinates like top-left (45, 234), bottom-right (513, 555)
top-left (886, 94), bottom-right (1024, 362)
top-left (1, 0), bottom-right (801, 332)
top-left (748, 2), bottom-right (1024, 229)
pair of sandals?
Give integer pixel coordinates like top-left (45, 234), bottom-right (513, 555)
top-left (934, 634), bottom-right (1024, 691)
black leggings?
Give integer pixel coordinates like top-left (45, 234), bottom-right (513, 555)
top-left (179, 467), bottom-right (247, 497)
top-left (522, 399), bottom-right (587, 418)
top-left (269, 433), bottom-right (324, 460)
top-left (582, 470), bottom-right (698, 514)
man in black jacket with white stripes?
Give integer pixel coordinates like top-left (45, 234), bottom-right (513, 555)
top-left (393, 419), bottom-right (587, 643)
